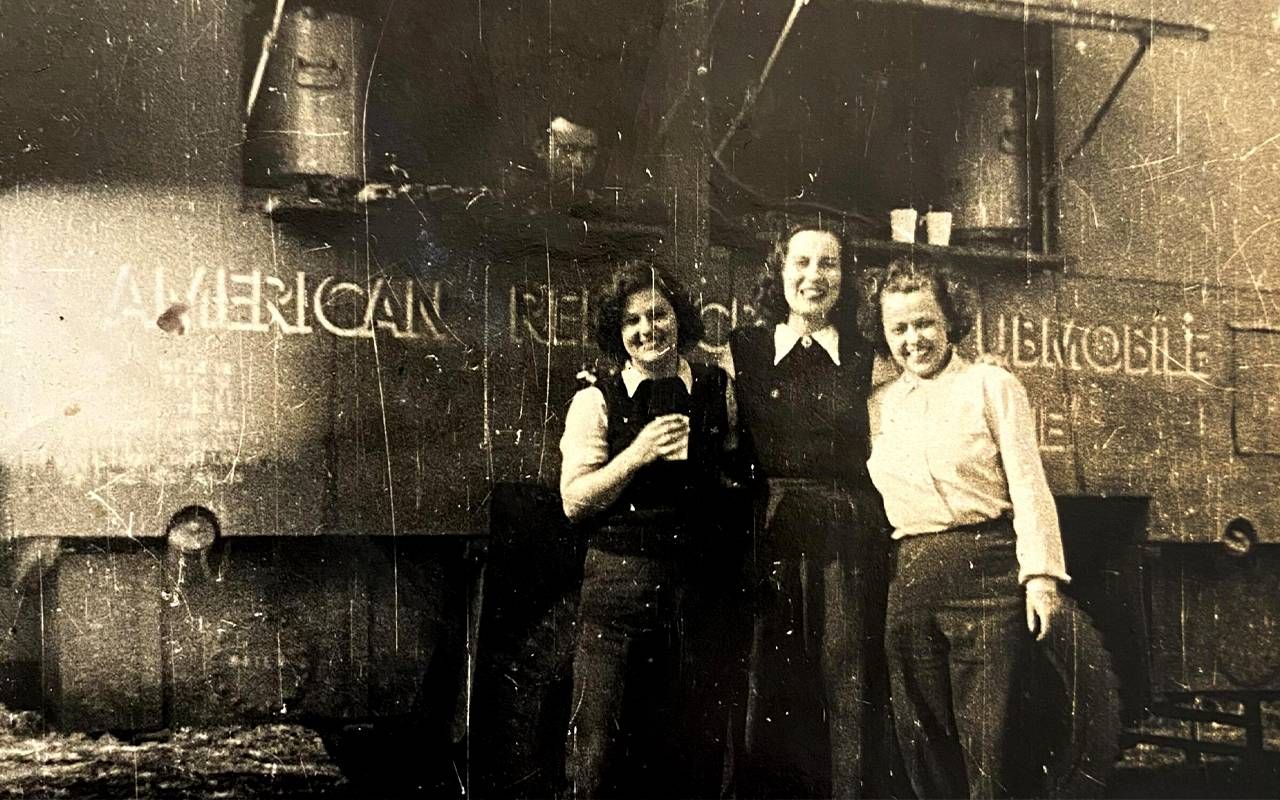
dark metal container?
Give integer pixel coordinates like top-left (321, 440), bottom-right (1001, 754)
top-left (244, 4), bottom-right (372, 187)
top-left (944, 85), bottom-right (1029, 248)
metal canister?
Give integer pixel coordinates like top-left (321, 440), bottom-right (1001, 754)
top-left (944, 86), bottom-right (1029, 247)
top-left (244, 4), bottom-right (371, 187)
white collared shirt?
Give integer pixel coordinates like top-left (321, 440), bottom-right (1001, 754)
top-left (773, 322), bottom-right (840, 366)
top-left (866, 355), bottom-right (1069, 584)
top-left (620, 359), bottom-right (694, 397)
top-left (719, 323), bottom-right (840, 379)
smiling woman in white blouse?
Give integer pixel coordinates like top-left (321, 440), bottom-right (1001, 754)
top-left (861, 258), bottom-right (1069, 800)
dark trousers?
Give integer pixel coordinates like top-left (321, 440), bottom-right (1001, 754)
top-left (885, 524), bottom-right (1025, 800)
top-left (743, 554), bottom-right (878, 799)
top-left (741, 480), bottom-right (890, 800)
top-left (566, 546), bottom-right (732, 799)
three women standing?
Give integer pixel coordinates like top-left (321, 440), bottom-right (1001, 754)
top-left (729, 226), bottom-right (890, 799)
top-left (557, 239), bottom-right (1070, 799)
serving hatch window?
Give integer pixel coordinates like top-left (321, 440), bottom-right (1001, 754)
top-left (708, 0), bottom-right (1208, 257)
top-left (710, 0), bottom-right (1056, 252)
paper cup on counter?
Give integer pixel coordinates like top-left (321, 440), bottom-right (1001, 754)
top-left (925, 211), bottom-right (953, 246)
top-left (890, 208), bottom-right (918, 243)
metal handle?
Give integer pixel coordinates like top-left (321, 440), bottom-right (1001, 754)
top-left (295, 55), bottom-right (344, 89)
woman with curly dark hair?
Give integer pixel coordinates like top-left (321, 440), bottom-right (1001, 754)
top-left (559, 261), bottom-right (733, 798)
top-left (727, 223), bottom-right (891, 798)
top-left (863, 259), bottom-right (1069, 799)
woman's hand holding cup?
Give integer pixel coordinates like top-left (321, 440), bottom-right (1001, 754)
top-left (629, 414), bottom-right (691, 465)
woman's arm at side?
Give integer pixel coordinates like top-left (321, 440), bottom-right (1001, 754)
top-left (722, 333), bottom-right (763, 488)
top-left (985, 368), bottom-right (1069, 639)
top-left (985, 368), bottom-right (1069, 584)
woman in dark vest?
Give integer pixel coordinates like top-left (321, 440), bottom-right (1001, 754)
top-left (560, 262), bottom-right (733, 798)
top-left (728, 224), bottom-right (890, 799)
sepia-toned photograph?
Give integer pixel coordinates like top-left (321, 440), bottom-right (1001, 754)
top-left (1, 0), bottom-right (1278, 797)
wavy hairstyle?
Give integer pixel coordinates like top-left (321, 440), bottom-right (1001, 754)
top-left (753, 223), bottom-right (862, 337)
top-left (859, 258), bottom-right (978, 358)
top-left (594, 262), bottom-right (704, 364)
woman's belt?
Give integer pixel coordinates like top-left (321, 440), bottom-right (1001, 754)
top-left (589, 516), bottom-right (692, 558)
top-left (893, 513), bottom-right (1014, 542)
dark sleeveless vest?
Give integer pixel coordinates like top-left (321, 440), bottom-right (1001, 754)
top-left (590, 362), bottom-right (729, 556)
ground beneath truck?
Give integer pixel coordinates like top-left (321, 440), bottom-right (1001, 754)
top-left (0, 706), bottom-right (1275, 798)
top-left (0, 714), bottom-right (349, 799)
